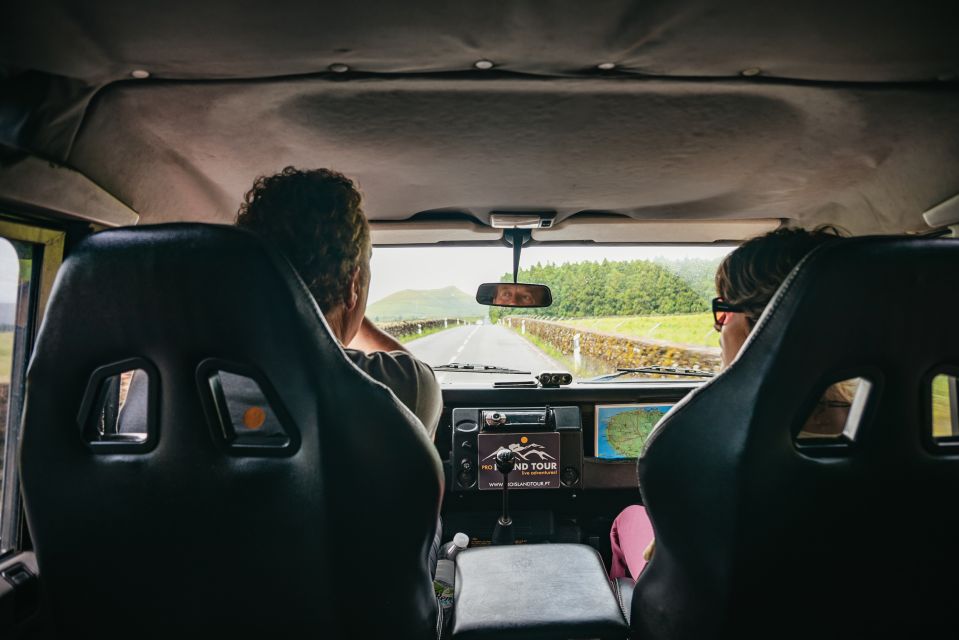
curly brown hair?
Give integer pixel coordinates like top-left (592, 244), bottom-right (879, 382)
top-left (236, 166), bottom-right (371, 313)
top-left (715, 225), bottom-right (845, 327)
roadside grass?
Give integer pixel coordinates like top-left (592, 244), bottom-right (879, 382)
top-left (510, 328), bottom-right (616, 379)
top-left (556, 313), bottom-right (719, 348)
top-left (0, 332), bottom-right (11, 383)
top-left (932, 375), bottom-right (954, 438)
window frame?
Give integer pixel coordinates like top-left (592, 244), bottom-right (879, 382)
top-left (0, 218), bottom-right (66, 553)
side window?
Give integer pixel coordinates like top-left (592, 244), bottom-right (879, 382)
top-left (0, 239), bottom-right (22, 536)
top-left (0, 221), bottom-right (64, 552)
top-left (930, 372), bottom-right (959, 443)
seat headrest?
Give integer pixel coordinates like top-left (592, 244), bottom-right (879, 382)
top-left (633, 236), bottom-right (959, 639)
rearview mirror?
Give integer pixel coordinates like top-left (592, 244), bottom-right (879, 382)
top-left (475, 282), bottom-right (552, 308)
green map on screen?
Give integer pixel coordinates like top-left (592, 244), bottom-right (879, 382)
top-left (595, 404), bottom-right (672, 459)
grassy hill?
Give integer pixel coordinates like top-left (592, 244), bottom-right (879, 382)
top-left (368, 286), bottom-right (485, 321)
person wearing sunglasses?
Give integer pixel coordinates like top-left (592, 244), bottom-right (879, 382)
top-left (608, 225), bottom-right (846, 582)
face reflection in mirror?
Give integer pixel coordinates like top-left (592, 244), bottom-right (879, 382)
top-left (494, 284), bottom-right (537, 306)
top-left (476, 283), bottom-right (552, 308)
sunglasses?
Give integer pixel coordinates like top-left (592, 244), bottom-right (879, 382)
top-left (712, 297), bottom-right (745, 332)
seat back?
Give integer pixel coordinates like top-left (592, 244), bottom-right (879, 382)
top-left (19, 224), bottom-right (443, 638)
top-left (632, 237), bottom-right (959, 638)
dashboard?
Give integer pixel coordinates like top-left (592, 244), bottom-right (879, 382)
top-left (434, 382), bottom-right (699, 547)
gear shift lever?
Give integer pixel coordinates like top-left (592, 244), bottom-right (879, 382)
top-left (492, 448), bottom-right (515, 545)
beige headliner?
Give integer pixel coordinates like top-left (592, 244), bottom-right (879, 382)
top-left (59, 78), bottom-right (959, 235)
top-left (3, 1), bottom-right (959, 238)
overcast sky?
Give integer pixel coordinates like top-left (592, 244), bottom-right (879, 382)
top-left (0, 241), bottom-right (735, 305)
top-left (368, 245), bottom-right (732, 304)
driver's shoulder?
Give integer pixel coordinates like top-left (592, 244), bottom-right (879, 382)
top-left (343, 348), bottom-right (441, 432)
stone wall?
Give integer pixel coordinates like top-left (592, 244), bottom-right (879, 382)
top-left (504, 317), bottom-right (720, 372)
top-left (380, 318), bottom-right (470, 339)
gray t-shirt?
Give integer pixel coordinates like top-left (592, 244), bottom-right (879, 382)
top-left (344, 349), bottom-right (442, 436)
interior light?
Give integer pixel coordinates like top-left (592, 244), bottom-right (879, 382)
top-left (130, 69), bottom-right (150, 79)
top-left (597, 63), bottom-right (616, 71)
top-left (474, 59), bottom-right (495, 70)
top-left (329, 63), bottom-right (350, 73)
top-left (740, 67), bottom-right (762, 77)
top-left (489, 213), bottom-right (555, 229)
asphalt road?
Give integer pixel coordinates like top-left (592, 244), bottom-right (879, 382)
top-left (406, 323), bottom-right (561, 383)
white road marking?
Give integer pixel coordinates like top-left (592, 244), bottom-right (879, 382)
top-left (449, 326), bottom-right (480, 363)
top-left (426, 324), bottom-right (558, 384)
top-left (432, 325), bottom-right (480, 384)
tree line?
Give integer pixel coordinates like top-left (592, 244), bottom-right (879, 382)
top-left (489, 258), bottom-right (718, 321)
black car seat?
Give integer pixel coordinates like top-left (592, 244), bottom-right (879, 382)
top-left (18, 224), bottom-right (444, 638)
top-left (627, 236), bottom-right (959, 639)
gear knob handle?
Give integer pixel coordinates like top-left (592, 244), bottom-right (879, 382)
top-left (495, 448), bottom-right (515, 474)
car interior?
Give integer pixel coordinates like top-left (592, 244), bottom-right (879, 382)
top-left (1, 1), bottom-right (959, 638)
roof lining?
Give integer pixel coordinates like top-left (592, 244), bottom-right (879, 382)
top-left (3, 0), bottom-right (959, 234)
top-left (50, 76), bottom-right (959, 235)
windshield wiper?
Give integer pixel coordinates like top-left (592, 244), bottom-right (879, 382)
top-left (432, 362), bottom-right (531, 375)
top-left (584, 366), bottom-right (716, 383)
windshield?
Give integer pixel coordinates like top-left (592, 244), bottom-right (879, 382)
top-left (369, 245), bottom-right (734, 383)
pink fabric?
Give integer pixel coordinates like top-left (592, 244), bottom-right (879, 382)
top-left (609, 505), bottom-right (655, 579)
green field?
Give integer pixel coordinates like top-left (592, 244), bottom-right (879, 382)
top-left (557, 313), bottom-right (719, 348)
top-left (932, 375), bottom-right (954, 438)
top-left (0, 332), bottom-right (11, 383)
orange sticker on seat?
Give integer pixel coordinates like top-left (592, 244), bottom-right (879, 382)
top-left (243, 406), bottom-right (266, 429)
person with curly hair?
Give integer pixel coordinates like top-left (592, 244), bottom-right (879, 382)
top-left (608, 226), bottom-right (848, 581)
top-left (234, 166), bottom-right (442, 434)
top-left (117, 167), bottom-right (446, 587)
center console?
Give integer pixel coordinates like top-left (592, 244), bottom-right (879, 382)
top-left (439, 384), bottom-right (695, 551)
top-left (438, 386), bottom-right (695, 638)
top-left (451, 406), bottom-right (583, 491)
top-left (452, 544), bottom-right (628, 640)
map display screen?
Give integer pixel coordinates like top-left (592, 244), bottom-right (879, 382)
top-left (594, 403), bottom-right (673, 459)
